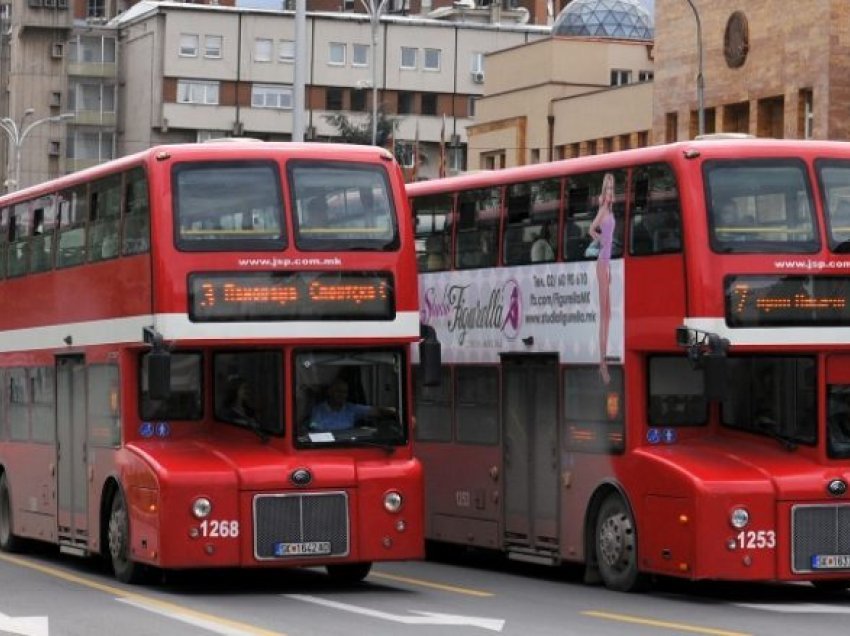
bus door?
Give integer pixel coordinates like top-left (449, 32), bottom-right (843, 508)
top-left (56, 356), bottom-right (88, 553)
top-left (501, 354), bottom-right (559, 559)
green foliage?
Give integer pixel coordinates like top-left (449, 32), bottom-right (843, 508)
top-left (323, 107), bottom-right (398, 147)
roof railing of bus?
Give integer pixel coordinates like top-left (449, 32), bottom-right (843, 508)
top-left (694, 133), bottom-right (756, 141)
top-left (201, 137), bottom-right (264, 143)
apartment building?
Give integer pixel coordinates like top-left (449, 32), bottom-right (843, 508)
top-left (0, 0), bottom-right (547, 188)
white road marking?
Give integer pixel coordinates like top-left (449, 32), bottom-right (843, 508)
top-left (285, 594), bottom-right (505, 631)
top-left (0, 611), bottom-right (49, 636)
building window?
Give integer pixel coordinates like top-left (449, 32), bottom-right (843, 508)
top-left (398, 91), bottom-right (414, 115)
top-left (254, 38), bottom-right (273, 62)
top-left (87, 0), bottom-right (104, 18)
top-left (610, 69), bottom-right (632, 86)
top-left (350, 89), bottom-right (366, 112)
top-left (69, 81), bottom-right (115, 113)
top-left (68, 35), bottom-right (116, 64)
top-left (329, 42), bottom-right (346, 66)
top-left (468, 96), bottom-right (476, 117)
top-left (352, 43), bottom-right (369, 67)
top-left (401, 47), bottom-right (417, 69)
top-left (325, 87), bottom-right (344, 111)
top-left (67, 129), bottom-right (114, 162)
top-left (424, 48), bottom-right (441, 71)
top-left (179, 33), bottom-right (199, 57)
top-left (177, 80), bottom-right (220, 105)
top-left (204, 35), bottom-right (222, 59)
top-left (638, 70), bottom-right (654, 82)
top-left (800, 88), bottom-right (814, 139)
top-left (665, 112), bottom-right (678, 143)
top-left (251, 84), bottom-right (293, 109)
top-left (421, 93), bottom-right (437, 115)
top-left (279, 39), bottom-right (295, 62)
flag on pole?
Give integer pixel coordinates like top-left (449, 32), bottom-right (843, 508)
top-left (411, 119), bottom-right (420, 182)
top-left (438, 114), bottom-right (447, 178)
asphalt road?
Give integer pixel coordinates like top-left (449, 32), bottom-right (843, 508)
top-left (1, 543), bottom-right (849, 636)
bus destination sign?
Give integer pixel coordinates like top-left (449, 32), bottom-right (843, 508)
top-left (189, 271), bottom-right (394, 321)
top-left (726, 275), bottom-right (850, 327)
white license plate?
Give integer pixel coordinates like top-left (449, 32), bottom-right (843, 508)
top-left (274, 541), bottom-right (332, 556)
top-left (811, 554), bottom-right (850, 569)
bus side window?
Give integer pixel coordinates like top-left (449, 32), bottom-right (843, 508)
top-left (7, 203), bottom-right (30, 278)
top-left (123, 167), bottom-right (150, 255)
top-left (629, 164), bottom-right (682, 257)
top-left (88, 174), bottom-right (121, 262)
top-left (0, 207), bottom-right (8, 280)
top-left (56, 186), bottom-right (88, 269)
top-left (29, 195), bottom-right (57, 274)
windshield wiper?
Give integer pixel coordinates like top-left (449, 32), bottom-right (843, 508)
top-left (338, 437), bottom-right (397, 454)
top-left (758, 427), bottom-right (799, 452)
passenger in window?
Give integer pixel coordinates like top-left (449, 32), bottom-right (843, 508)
top-left (222, 376), bottom-right (258, 425)
top-left (309, 377), bottom-right (393, 432)
top-left (589, 172), bottom-right (615, 384)
top-left (530, 223), bottom-right (555, 262)
top-left (307, 197), bottom-right (329, 228)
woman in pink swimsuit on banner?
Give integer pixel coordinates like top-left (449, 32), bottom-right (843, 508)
top-left (588, 172), bottom-right (615, 384)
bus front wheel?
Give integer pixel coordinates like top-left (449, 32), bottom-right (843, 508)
top-left (0, 473), bottom-right (21, 553)
top-left (107, 490), bottom-right (148, 584)
top-left (326, 562), bottom-right (372, 583)
top-left (595, 493), bottom-right (646, 592)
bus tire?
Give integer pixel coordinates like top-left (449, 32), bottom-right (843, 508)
top-left (0, 473), bottom-right (21, 553)
top-left (326, 562), bottom-right (372, 583)
top-left (107, 490), bottom-right (148, 584)
top-left (595, 493), bottom-right (646, 592)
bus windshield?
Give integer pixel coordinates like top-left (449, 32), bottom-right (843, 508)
top-left (290, 161), bottom-right (398, 251)
top-left (174, 161), bottom-right (285, 251)
top-left (706, 159), bottom-right (818, 253)
top-left (295, 349), bottom-right (404, 448)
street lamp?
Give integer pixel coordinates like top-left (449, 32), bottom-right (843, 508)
top-left (0, 111), bottom-right (75, 191)
top-left (684, 0), bottom-right (705, 137)
top-left (362, 0), bottom-right (389, 146)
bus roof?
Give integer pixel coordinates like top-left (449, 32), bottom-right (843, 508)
top-left (0, 141), bottom-right (395, 205)
top-left (406, 138), bottom-right (850, 197)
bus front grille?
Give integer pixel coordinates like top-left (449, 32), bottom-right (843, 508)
top-left (791, 504), bottom-right (850, 573)
top-left (253, 492), bottom-right (350, 560)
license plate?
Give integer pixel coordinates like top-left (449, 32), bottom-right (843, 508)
top-left (274, 541), bottom-right (331, 556)
top-left (811, 554), bottom-right (850, 569)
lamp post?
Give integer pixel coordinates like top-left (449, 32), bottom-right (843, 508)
top-left (684, 0), bottom-right (705, 137)
top-left (362, 0), bottom-right (389, 146)
top-left (0, 111), bottom-right (75, 191)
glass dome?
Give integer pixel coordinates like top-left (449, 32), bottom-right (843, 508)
top-left (552, 0), bottom-right (654, 41)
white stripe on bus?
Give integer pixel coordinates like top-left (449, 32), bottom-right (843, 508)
top-left (0, 312), bottom-right (421, 353)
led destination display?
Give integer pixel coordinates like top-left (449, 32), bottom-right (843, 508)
top-left (189, 271), bottom-right (394, 321)
top-left (726, 275), bottom-right (850, 327)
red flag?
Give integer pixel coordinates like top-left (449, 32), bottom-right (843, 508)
top-left (411, 120), bottom-right (420, 182)
top-left (439, 114), bottom-right (447, 178)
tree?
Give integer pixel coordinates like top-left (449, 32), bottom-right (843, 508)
top-left (324, 107), bottom-right (398, 147)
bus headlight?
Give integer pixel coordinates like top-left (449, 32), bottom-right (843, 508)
top-left (730, 507), bottom-right (749, 529)
top-left (192, 497), bottom-right (212, 519)
top-left (383, 491), bottom-right (403, 513)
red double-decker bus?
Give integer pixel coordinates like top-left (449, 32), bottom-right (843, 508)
top-left (0, 140), bottom-right (438, 583)
top-left (409, 137), bottom-right (850, 592)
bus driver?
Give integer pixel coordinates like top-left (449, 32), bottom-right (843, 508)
top-left (309, 378), bottom-right (393, 432)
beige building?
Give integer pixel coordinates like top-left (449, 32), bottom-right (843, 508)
top-left (468, 34), bottom-right (653, 169)
top-left (467, 0), bottom-right (655, 169)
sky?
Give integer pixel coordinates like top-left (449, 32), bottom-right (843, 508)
top-left (236, 0), bottom-right (656, 15)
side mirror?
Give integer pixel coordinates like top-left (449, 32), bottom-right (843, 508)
top-left (419, 324), bottom-right (441, 387)
top-left (147, 350), bottom-right (171, 401)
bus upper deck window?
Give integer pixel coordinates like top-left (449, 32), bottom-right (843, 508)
top-left (290, 161), bottom-right (398, 252)
top-left (173, 161), bottom-right (285, 251)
